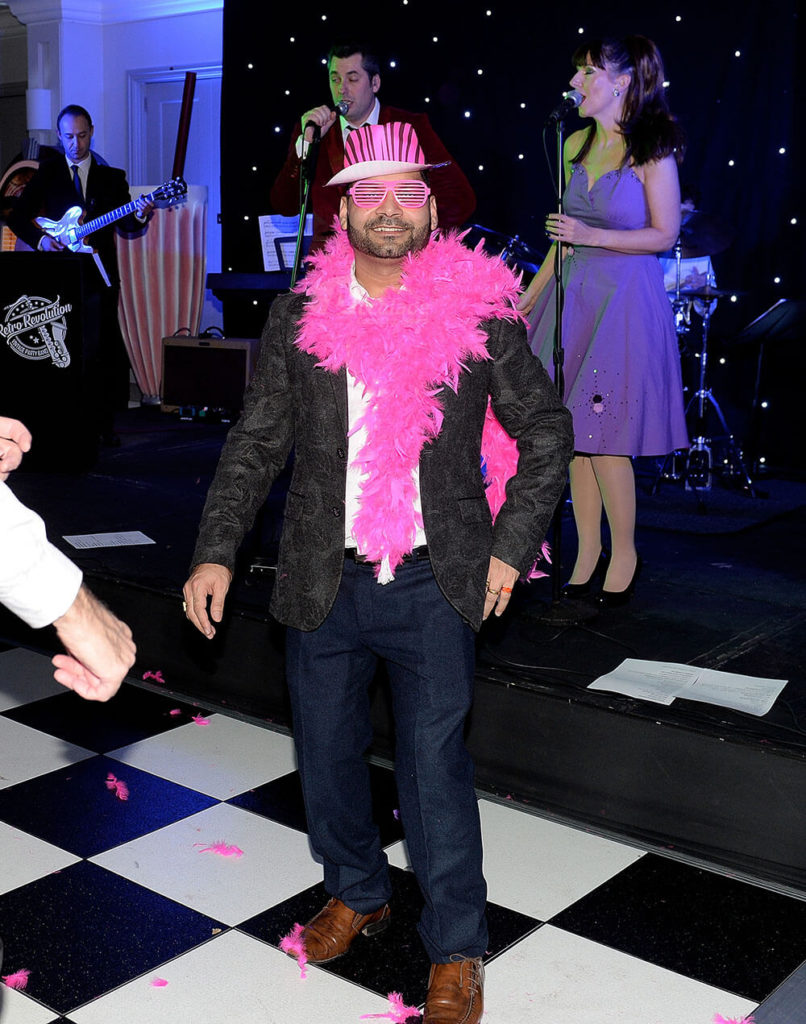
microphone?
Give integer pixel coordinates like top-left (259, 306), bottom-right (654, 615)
top-left (546, 90), bottom-right (583, 123)
top-left (304, 100), bottom-right (349, 128)
top-left (304, 99), bottom-right (350, 140)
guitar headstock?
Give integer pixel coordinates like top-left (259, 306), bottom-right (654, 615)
top-left (153, 177), bottom-right (188, 203)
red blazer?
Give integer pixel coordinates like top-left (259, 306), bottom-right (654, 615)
top-left (270, 104), bottom-right (476, 252)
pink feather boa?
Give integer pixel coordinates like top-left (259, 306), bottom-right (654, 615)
top-left (295, 227), bottom-right (531, 579)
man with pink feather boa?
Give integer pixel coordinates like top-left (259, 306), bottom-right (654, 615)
top-left (185, 123), bottom-right (572, 1023)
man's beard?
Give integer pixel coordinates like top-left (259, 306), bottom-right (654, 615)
top-left (347, 213), bottom-right (432, 259)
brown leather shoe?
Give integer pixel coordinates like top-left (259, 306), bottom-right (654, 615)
top-left (423, 956), bottom-right (484, 1024)
top-left (300, 897), bottom-right (391, 963)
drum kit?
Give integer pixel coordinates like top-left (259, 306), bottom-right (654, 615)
top-left (464, 223), bottom-right (545, 276)
top-left (657, 211), bottom-right (759, 497)
top-left (469, 214), bottom-right (758, 498)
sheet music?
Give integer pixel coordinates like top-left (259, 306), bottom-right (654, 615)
top-left (258, 214), bottom-right (313, 272)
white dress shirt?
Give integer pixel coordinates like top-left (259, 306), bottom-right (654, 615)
top-left (344, 266), bottom-right (427, 559)
top-left (66, 153), bottom-right (91, 198)
top-left (0, 482), bottom-right (82, 628)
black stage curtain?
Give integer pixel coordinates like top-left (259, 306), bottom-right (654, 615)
top-left (220, 1), bottom-right (802, 462)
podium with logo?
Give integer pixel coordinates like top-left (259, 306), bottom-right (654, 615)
top-left (0, 251), bottom-right (100, 469)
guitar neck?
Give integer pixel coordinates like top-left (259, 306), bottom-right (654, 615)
top-left (76, 190), bottom-right (155, 240)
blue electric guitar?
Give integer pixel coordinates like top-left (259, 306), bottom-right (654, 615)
top-left (35, 176), bottom-right (187, 253)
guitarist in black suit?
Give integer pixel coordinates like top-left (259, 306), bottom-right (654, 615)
top-left (9, 104), bottom-right (154, 446)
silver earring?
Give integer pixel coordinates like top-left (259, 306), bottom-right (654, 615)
top-left (613, 88), bottom-right (620, 97)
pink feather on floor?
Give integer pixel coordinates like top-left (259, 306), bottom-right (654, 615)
top-left (1, 969), bottom-right (30, 990)
top-left (142, 670), bottom-right (165, 684)
top-left (193, 841), bottom-right (244, 858)
top-left (713, 1015), bottom-right (755, 1023)
top-left (360, 991), bottom-right (422, 1020)
top-left (150, 977), bottom-right (169, 987)
top-left (105, 773), bottom-right (129, 800)
top-left (192, 713), bottom-right (210, 726)
top-left (279, 923), bottom-right (308, 979)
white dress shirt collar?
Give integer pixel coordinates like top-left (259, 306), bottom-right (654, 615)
top-left (340, 98), bottom-right (380, 140)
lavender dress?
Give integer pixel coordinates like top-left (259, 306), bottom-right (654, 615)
top-left (527, 164), bottom-right (689, 456)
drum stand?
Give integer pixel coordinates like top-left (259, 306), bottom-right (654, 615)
top-left (655, 301), bottom-right (758, 498)
top-left (669, 238), bottom-right (692, 341)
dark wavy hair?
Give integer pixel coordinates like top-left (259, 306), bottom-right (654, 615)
top-left (327, 42), bottom-right (381, 80)
top-left (570, 35), bottom-right (685, 168)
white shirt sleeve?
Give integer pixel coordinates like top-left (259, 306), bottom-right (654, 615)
top-left (0, 481), bottom-right (82, 628)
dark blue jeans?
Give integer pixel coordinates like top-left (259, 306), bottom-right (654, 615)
top-left (285, 554), bottom-right (488, 963)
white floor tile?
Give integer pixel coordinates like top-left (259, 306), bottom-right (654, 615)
top-left (0, 717), bottom-right (94, 790)
top-left (0, 985), bottom-right (57, 1024)
top-left (0, 649), bottom-right (65, 711)
top-left (107, 714), bottom-right (297, 799)
top-left (0, 821), bottom-right (80, 895)
top-left (483, 925), bottom-right (758, 1024)
top-left (91, 801), bottom-right (322, 925)
top-left (479, 798), bottom-right (645, 918)
top-left (386, 798), bottom-right (643, 921)
top-left (68, 929), bottom-right (396, 1024)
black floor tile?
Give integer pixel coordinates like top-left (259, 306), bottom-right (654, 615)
top-left (239, 865), bottom-right (540, 1006)
top-left (0, 754), bottom-right (216, 857)
top-left (0, 860), bottom-right (226, 1016)
top-left (1, 683), bottom-right (202, 753)
top-left (550, 853), bottom-right (806, 1002)
top-left (228, 762), bottom-right (405, 847)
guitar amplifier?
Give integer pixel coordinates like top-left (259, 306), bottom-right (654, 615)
top-left (160, 336), bottom-right (260, 413)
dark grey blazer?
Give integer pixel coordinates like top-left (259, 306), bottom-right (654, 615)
top-left (192, 290), bottom-right (573, 632)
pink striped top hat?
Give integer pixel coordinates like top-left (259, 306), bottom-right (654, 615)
top-left (326, 122), bottom-right (445, 186)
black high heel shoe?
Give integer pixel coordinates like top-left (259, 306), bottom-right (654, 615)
top-left (596, 555), bottom-right (642, 608)
top-left (561, 549), bottom-right (610, 599)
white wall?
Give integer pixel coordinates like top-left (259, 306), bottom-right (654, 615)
top-left (2, 2), bottom-right (224, 330)
top-left (0, 8), bottom-right (27, 84)
top-left (100, 9), bottom-right (221, 170)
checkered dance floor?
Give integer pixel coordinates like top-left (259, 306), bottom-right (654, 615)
top-left (1, 646), bottom-right (798, 1023)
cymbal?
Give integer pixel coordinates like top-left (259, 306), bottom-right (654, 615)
top-left (468, 223), bottom-right (509, 245)
top-left (467, 223), bottom-right (544, 265)
top-left (678, 285), bottom-right (744, 300)
top-left (659, 211), bottom-right (735, 259)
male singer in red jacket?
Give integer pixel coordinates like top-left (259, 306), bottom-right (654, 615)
top-left (270, 42), bottom-right (476, 252)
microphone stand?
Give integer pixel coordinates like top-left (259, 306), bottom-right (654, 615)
top-left (290, 123), bottom-right (320, 288)
top-left (529, 110), bottom-right (598, 626)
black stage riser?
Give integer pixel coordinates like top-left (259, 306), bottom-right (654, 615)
top-left (2, 575), bottom-right (805, 896)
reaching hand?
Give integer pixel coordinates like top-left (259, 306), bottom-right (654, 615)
top-left (52, 586), bottom-right (136, 701)
top-left (0, 417), bottom-right (32, 480)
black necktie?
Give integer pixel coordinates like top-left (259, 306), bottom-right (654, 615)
top-left (71, 164), bottom-right (83, 200)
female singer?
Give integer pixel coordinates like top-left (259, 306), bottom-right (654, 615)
top-left (519, 34), bottom-right (689, 606)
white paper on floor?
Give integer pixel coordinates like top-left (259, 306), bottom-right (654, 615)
top-left (588, 658), bottom-right (787, 716)
top-left (63, 531), bottom-right (155, 548)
